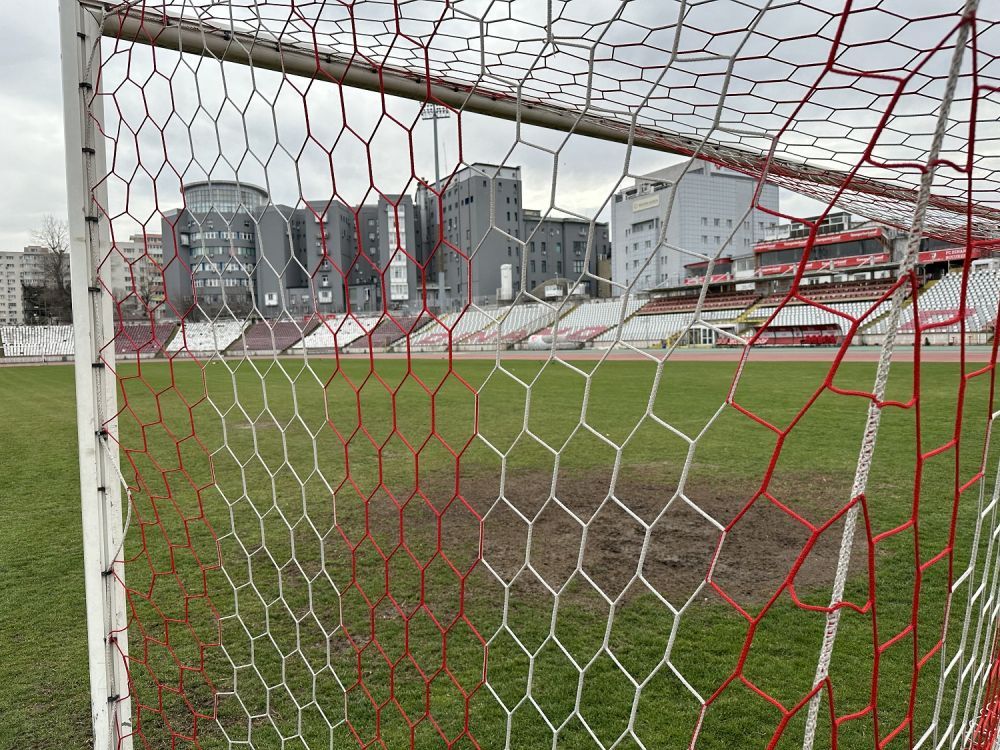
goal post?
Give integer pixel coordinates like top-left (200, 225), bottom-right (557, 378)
top-left (59, 2), bottom-right (1000, 749)
top-left (60, 2), bottom-right (133, 750)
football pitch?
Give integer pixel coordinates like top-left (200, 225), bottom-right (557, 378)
top-left (0, 355), bottom-right (995, 749)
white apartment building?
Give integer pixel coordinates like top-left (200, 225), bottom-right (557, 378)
top-left (0, 250), bottom-right (23, 325)
top-left (104, 233), bottom-right (164, 303)
top-left (0, 235), bottom-right (158, 326)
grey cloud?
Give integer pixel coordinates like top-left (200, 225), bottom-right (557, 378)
top-left (4, 0), bottom-right (983, 253)
top-left (0, 3), bottom-right (66, 249)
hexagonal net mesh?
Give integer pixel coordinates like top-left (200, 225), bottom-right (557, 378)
top-left (65, 0), bottom-right (1000, 748)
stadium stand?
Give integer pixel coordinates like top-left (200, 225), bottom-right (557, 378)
top-left (114, 322), bottom-right (177, 356)
top-left (350, 314), bottom-right (433, 350)
top-left (594, 311), bottom-right (698, 343)
top-left (748, 299), bottom-right (894, 335)
top-left (462, 303), bottom-right (559, 346)
top-left (548, 297), bottom-right (646, 342)
top-left (406, 306), bottom-right (507, 349)
top-left (229, 318), bottom-right (319, 354)
top-left (3, 274), bottom-right (994, 362)
top-left (867, 268), bottom-right (1000, 334)
top-left (0, 325), bottom-right (75, 357)
top-left (293, 314), bottom-right (384, 351)
top-left (165, 320), bottom-right (247, 355)
top-left (760, 278), bottom-right (896, 305)
top-left (637, 290), bottom-right (758, 314)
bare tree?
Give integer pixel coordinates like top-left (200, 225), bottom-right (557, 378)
top-left (31, 215), bottom-right (73, 322)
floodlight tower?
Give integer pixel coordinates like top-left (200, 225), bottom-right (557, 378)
top-left (421, 103), bottom-right (450, 189)
top-left (421, 104), bottom-right (451, 308)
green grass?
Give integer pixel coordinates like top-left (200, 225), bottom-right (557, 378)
top-left (1, 355), bottom-right (996, 749)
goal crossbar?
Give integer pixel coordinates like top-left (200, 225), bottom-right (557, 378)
top-left (89, 0), bottom-right (1000, 244)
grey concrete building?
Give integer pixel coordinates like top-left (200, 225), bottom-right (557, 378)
top-left (353, 195), bottom-right (419, 313)
top-left (162, 182), bottom-right (422, 319)
top-left (162, 172), bottom-right (611, 318)
top-left (162, 181), bottom-right (272, 318)
top-left (523, 210), bottom-right (612, 298)
top-left (612, 160), bottom-right (780, 293)
top-left (416, 164), bottom-right (525, 308)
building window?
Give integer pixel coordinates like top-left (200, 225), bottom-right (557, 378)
top-left (701, 217), bottom-right (708, 226)
top-left (530, 260), bottom-right (536, 272)
top-left (701, 235), bottom-right (708, 243)
top-left (573, 259), bottom-right (584, 273)
top-left (541, 260), bottom-right (547, 273)
top-left (714, 218), bottom-right (720, 227)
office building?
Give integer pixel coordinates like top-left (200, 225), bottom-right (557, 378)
top-left (612, 160), bottom-right (779, 292)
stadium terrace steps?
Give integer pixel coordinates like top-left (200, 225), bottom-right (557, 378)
top-left (402, 303), bottom-right (562, 350)
top-left (530, 325), bottom-right (609, 344)
top-left (165, 320), bottom-right (248, 355)
top-left (636, 291), bottom-right (759, 315)
top-left (866, 270), bottom-right (999, 334)
top-left (228, 318), bottom-right (320, 354)
top-left (347, 313), bottom-right (436, 351)
top-left (460, 303), bottom-right (565, 347)
top-left (114, 322), bottom-right (179, 356)
top-left (748, 300), bottom-right (895, 335)
top-left (293, 314), bottom-right (382, 351)
top-left (594, 312), bottom-right (702, 343)
top-left (550, 297), bottom-right (647, 343)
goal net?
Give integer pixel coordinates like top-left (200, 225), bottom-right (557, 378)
top-left (60, 1), bottom-right (1000, 748)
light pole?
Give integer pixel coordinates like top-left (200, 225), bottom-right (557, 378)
top-left (421, 104), bottom-right (450, 308)
top-left (421, 104), bottom-right (450, 189)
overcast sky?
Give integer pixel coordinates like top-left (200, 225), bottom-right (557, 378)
top-left (0, 4), bottom-right (65, 250)
top-left (0, 1), bottom-right (825, 254)
top-left (0, 0), bottom-right (976, 252)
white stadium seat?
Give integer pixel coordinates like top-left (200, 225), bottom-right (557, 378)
top-left (165, 320), bottom-right (247, 354)
top-left (0, 325), bottom-right (76, 357)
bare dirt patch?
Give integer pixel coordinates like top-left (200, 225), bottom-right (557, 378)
top-left (412, 466), bottom-right (870, 610)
